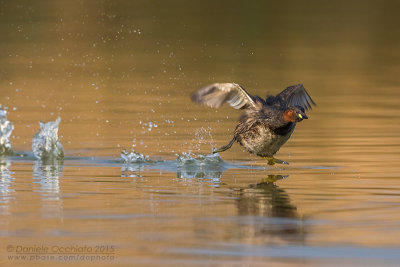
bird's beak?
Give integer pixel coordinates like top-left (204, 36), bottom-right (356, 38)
top-left (298, 114), bottom-right (308, 120)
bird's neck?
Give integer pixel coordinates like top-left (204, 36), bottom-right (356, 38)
top-left (269, 111), bottom-right (295, 135)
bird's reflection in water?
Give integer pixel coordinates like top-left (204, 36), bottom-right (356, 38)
top-left (234, 175), bottom-right (305, 243)
top-left (33, 159), bottom-right (64, 218)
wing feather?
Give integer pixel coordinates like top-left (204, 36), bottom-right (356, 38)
top-left (191, 83), bottom-right (257, 110)
top-left (276, 84), bottom-right (316, 110)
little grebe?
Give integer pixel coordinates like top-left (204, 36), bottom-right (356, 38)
top-left (191, 83), bottom-right (315, 165)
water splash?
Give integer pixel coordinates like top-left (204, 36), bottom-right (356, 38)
top-left (32, 117), bottom-right (64, 161)
top-left (176, 152), bottom-right (225, 180)
top-left (176, 151), bottom-right (223, 165)
top-left (121, 149), bottom-right (150, 178)
top-left (121, 149), bottom-right (149, 163)
top-left (175, 127), bottom-right (225, 179)
top-left (0, 109), bottom-right (14, 155)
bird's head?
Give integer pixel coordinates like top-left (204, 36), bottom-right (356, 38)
top-left (283, 106), bottom-right (308, 123)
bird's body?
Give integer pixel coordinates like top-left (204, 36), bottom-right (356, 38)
top-left (191, 83), bottom-right (315, 165)
top-left (235, 111), bottom-right (295, 157)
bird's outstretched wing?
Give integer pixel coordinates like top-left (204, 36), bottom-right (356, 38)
top-left (191, 83), bottom-right (257, 110)
top-left (275, 84), bottom-right (316, 110)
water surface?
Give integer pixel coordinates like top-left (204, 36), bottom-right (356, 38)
top-left (1, 1), bottom-right (400, 266)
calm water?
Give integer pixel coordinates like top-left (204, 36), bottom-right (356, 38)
top-left (1, 1), bottom-right (400, 266)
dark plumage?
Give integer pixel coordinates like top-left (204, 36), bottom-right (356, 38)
top-left (191, 83), bottom-right (315, 165)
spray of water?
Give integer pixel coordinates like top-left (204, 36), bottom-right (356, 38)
top-left (0, 109), bottom-right (14, 155)
top-left (191, 127), bottom-right (214, 155)
top-left (32, 117), bottom-right (64, 160)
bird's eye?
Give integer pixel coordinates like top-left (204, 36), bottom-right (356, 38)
top-left (298, 114), bottom-right (303, 119)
